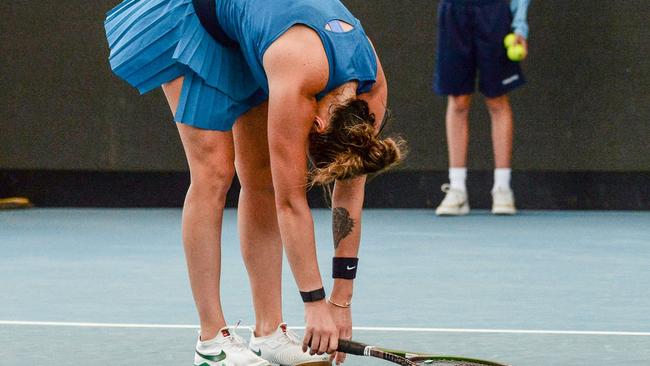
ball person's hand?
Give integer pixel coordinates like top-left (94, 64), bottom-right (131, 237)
top-left (515, 34), bottom-right (528, 55)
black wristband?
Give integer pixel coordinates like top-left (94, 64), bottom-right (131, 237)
top-left (332, 257), bottom-right (359, 280)
top-left (300, 287), bottom-right (326, 303)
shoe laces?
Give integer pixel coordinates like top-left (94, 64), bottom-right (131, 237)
top-left (279, 327), bottom-right (302, 346)
top-left (225, 321), bottom-right (250, 352)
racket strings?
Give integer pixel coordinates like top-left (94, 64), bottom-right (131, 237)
top-left (371, 349), bottom-right (417, 366)
top-left (412, 359), bottom-right (496, 366)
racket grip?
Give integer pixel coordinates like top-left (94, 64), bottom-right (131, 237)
top-left (337, 340), bottom-right (369, 356)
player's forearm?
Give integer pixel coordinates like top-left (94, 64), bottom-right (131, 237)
top-left (332, 176), bottom-right (365, 256)
top-left (276, 196), bottom-right (325, 292)
top-left (331, 279), bottom-right (355, 303)
top-left (330, 176), bottom-right (366, 303)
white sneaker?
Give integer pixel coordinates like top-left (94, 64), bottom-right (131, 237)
top-left (194, 327), bottom-right (271, 366)
top-left (492, 188), bottom-right (517, 215)
top-left (435, 184), bottom-right (470, 216)
top-left (249, 323), bottom-right (331, 366)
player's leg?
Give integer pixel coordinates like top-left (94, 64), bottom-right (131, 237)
top-left (163, 77), bottom-right (270, 366)
top-left (163, 76), bottom-right (234, 341)
top-left (232, 102), bottom-right (283, 335)
top-left (232, 103), bottom-right (331, 366)
top-left (434, 0), bottom-right (475, 216)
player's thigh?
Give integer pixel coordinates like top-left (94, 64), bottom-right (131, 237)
top-left (162, 76), bottom-right (184, 115)
top-left (177, 124), bottom-right (235, 182)
top-left (232, 102), bottom-right (273, 190)
top-left (162, 76), bottom-right (235, 185)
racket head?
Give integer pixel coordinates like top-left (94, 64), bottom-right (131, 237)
top-left (337, 340), bottom-right (510, 366)
top-left (407, 356), bottom-right (509, 366)
top-left (384, 350), bottom-right (510, 366)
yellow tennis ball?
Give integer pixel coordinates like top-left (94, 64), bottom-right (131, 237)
top-left (504, 33), bottom-right (517, 48)
top-left (507, 44), bottom-right (527, 62)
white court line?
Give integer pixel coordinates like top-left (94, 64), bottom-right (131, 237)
top-left (1, 321), bottom-right (650, 337)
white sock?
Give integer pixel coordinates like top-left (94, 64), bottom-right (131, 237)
top-left (197, 328), bottom-right (228, 351)
top-left (449, 167), bottom-right (467, 192)
top-left (493, 168), bottom-right (512, 192)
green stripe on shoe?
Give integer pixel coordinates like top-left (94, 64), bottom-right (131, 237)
top-left (195, 349), bottom-right (227, 362)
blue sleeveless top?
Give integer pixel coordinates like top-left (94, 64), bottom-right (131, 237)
top-left (104, 0), bottom-right (378, 130)
top-left (214, 0), bottom-right (378, 99)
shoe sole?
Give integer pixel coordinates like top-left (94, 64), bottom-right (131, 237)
top-left (436, 203), bottom-right (470, 216)
top-left (492, 207), bottom-right (517, 215)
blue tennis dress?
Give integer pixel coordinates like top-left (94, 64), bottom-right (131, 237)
top-left (105, 0), bottom-right (378, 131)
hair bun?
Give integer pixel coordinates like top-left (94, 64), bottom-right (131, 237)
top-left (308, 98), bottom-right (406, 187)
top-left (363, 137), bottom-right (404, 175)
top-left (310, 152), bottom-right (363, 186)
top-left (345, 123), bottom-right (375, 149)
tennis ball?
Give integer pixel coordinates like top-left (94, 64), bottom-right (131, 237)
top-left (507, 44), bottom-right (527, 62)
top-left (504, 33), bottom-right (517, 48)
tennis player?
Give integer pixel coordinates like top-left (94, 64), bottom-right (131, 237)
top-left (434, 0), bottom-right (531, 216)
top-left (105, 0), bottom-right (403, 365)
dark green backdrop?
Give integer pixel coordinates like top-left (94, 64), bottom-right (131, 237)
top-left (2, 1), bottom-right (649, 172)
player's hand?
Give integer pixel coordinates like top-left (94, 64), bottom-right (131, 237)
top-left (328, 300), bottom-right (352, 365)
top-left (515, 34), bottom-right (528, 55)
top-left (303, 301), bottom-right (339, 355)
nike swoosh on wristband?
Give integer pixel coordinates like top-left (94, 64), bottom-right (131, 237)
top-left (195, 350), bottom-right (227, 362)
top-left (347, 266), bottom-right (357, 270)
top-left (252, 348), bottom-right (262, 357)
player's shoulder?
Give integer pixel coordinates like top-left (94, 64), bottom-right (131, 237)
top-left (263, 25), bottom-right (329, 96)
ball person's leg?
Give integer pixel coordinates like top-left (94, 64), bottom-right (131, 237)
top-left (446, 94), bottom-right (472, 168)
top-left (485, 95), bottom-right (513, 169)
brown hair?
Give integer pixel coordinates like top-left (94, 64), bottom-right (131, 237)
top-left (308, 99), bottom-right (406, 186)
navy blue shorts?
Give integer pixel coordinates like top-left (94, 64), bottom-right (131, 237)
top-left (434, 0), bottom-right (526, 98)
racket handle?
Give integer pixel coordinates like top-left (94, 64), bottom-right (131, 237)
top-left (337, 340), bottom-right (369, 356)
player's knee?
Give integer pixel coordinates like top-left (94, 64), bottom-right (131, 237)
top-left (239, 173), bottom-right (275, 197)
top-left (241, 183), bottom-right (275, 197)
top-left (237, 158), bottom-right (274, 195)
top-left (190, 162), bottom-right (235, 199)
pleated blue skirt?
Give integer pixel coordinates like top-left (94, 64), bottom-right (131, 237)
top-left (105, 0), bottom-right (265, 130)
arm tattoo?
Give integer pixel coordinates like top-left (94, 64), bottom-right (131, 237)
top-left (333, 207), bottom-right (355, 249)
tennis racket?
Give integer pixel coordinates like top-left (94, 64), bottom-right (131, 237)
top-left (337, 339), bottom-right (510, 366)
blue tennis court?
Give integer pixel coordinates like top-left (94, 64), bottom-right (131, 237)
top-left (2, 208), bottom-right (649, 365)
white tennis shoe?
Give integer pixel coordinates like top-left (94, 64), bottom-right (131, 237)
top-left (194, 327), bottom-right (270, 366)
top-left (492, 188), bottom-right (517, 215)
top-left (249, 323), bottom-right (331, 366)
top-left (435, 184), bottom-right (470, 216)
